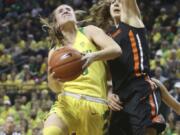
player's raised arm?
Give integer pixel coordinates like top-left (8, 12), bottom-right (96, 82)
top-left (121, 0), bottom-right (141, 18)
top-left (120, 0), bottom-right (144, 27)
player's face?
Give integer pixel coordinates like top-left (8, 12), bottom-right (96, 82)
top-left (110, 0), bottom-right (121, 19)
top-left (54, 5), bottom-right (76, 27)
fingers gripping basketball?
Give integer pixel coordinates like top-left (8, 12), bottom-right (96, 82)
top-left (49, 46), bottom-right (85, 82)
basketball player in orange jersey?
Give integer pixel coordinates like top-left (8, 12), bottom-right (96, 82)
top-left (97, 0), bottom-right (167, 135)
top-left (86, 0), bottom-right (179, 135)
top-left (95, 0), bottom-right (180, 135)
top-left (42, 4), bottom-right (122, 135)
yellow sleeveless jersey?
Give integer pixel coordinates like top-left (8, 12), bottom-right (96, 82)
top-left (63, 29), bottom-right (107, 99)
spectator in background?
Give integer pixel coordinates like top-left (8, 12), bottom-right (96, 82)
top-left (150, 50), bottom-right (166, 71)
top-left (0, 116), bottom-right (21, 135)
top-left (154, 66), bottom-right (167, 83)
top-left (17, 65), bottom-right (31, 80)
top-left (35, 54), bottom-right (43, 75)
top-left (166, 49), bottom-right (180, 83)
top-left (28, 56), bottom-right (37, 76)
top-left (0, 89), bottom-right (9, 106)
top-left (19, 118), bottom-right (29, 135)
top-left (0, 100), bottom-right (15, 120)
top-left (6, 70), bottom-right (22, 92)
top-left (0, 49), bottom-right (13, 69)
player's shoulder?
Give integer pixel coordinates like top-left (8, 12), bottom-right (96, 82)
top-left (83, 25), bottom-right (104, 39)
top-left (84, 25), bottom-right (103, 34)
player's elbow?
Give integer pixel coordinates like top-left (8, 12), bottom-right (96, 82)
top-left (112, 45), bottom-right (122, 58)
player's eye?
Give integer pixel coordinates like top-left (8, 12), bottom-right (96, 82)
top-left (59, 8), bottom-right (63, 13)
top-left (66, 7), bottom-right (71, 11)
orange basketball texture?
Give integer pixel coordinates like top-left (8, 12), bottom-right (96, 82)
top-left (49, 46), bottom-right (85, 82)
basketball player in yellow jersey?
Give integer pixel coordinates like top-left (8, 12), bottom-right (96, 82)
top-left (42, 4), bottom-right (122, 135)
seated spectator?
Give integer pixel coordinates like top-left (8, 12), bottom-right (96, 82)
top-left (0, 116), bottom-right (21, 135)
top-left (0, 49), bottom-right (13, 68)
top-left (166, 49), bottom-right (180, 81)
top-left (6, 70), bottom-right (22, 91)
top-left (150, 50), bottom-right (166, 70)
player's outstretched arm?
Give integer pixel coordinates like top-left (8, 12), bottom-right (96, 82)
top-left (152, 78), bottom-right (180, 115)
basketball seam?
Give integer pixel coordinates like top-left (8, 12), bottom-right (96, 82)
top-left (53, 59), bottom-right (83, 81)
top-left (58, 71), bottom-right (82, 81)
top-left (51, 58), bottom-right (82, 70)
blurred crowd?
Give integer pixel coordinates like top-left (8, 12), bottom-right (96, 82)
top-left (0, 0), bottom-right (179, 135)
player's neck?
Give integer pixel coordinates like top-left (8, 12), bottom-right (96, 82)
top-left (113, 17), bottom-right (121, 28)
top-left (60, 22), bottom-right (77, 33)
top-left (61, 23), bottom-right (77, 45)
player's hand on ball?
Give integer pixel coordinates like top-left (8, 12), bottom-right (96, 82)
top-left (48, 67), bottom-right (64, 93)
top-left (108, 93), bottom-right (123, 111)
top-left (48, 67), bottom-right (62, 83)
top-left (81, 53), bottom-right (95, 69)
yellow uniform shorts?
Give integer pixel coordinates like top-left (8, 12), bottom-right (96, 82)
top-left (49, 93), bottom-right (109, 135)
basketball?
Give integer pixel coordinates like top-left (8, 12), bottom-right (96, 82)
top-left (49, 46), bottom-right (85, 82)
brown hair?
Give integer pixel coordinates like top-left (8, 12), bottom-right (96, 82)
top-left (40, 10), bottom-right (64, 49)
top-left (88, 0), bottom-right (112, 31)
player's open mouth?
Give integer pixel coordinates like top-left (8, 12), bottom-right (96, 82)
top-left (114, 9), bottom-right (120, 13)
top-left (63, 12), bottom-right (71, 17)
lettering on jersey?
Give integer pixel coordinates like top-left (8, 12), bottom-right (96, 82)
top-left (82, 49), bottom-right (92, 53)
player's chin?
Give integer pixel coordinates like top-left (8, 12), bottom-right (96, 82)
top-left (112, 14), bottom-right (120, 18)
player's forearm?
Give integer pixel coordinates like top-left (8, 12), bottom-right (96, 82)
top-left (92, 45), bottom-right (122, 61)
top-left (48, 80), bottom-right (63, 93)
top-left (160, 85), bottom-right (180, 115)
top-left (152, 78), bottom-right (180, 115)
